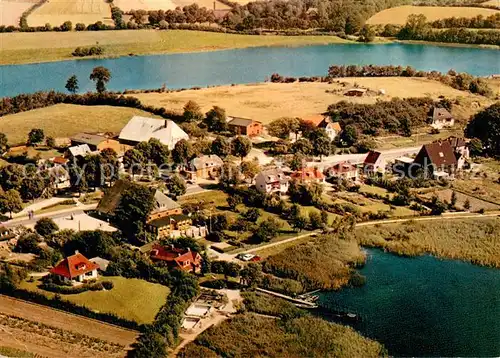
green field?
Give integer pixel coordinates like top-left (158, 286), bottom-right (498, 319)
top-left (20, 276), bottom-right (169, 324)
top-left (0, 104), bottom-right (159, 144)
top-left (0, 30), bottom-right (350, 65)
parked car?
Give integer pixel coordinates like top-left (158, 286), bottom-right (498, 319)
top-left (237, 253), bottom-right (255, 262)
top-left (250, 255), bottom-right (261, 262)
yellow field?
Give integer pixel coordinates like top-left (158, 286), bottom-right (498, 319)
top-left (0, 104), bottom-right (160, 144)
top-left (134, 78), bottom-right (490, 124)
top-left (28, 0), bottom-right (112, 27)
top-left (0, 0), bottom-right (36, 26)
top-left (0, 29), bottom-right (349, 65)
top-left (366, 5), bottom-right (499, 25)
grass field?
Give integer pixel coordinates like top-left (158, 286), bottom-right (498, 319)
top-left (20, 276), bottom-right (169, 324)
top-left (0, 29), bottom-right (350, 65)
top-left (367, 5), bottom-right (499, 25)
top-left (113, 0), bottom-right (241, 12)
top-left (0, 104), bottom-right (159, 144)
top-left (356, 217), bottom-right (500, 267)
top-left (482, 0), bottom-right (500, 7)
top-left (135, 78), bottom-right (488, 125)
top-left (27, 0), bottom-right (112, 27)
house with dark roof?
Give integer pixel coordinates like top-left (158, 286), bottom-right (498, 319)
top-left (431, 107), bottom-right (454, 129)
top-left (149, 244), bottom-right (202, 273)
top-left (413, 141), bottom-right (458, 178)
top-left (50, 251), bottom-right (99, 284)
top-left (326, 162), bottom-right (358, 181)
top-left (96, 179), bottom-right (182, 223)
top-left (227, 116), bottom-right (263, 136)
top-left (71, 132), bottom-right (124, 154)
top-left (148, 214), bottom-right (193, 239)
top-left (363, 151), bottom-right (386, 175)
top-left (255, 168), bottom-right (289, 194)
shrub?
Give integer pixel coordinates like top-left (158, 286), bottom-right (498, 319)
top-left (102, 280), bottom-right (114, 290)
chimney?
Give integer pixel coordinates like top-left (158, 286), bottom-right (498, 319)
top-left (75, 250), bottom-right (79, 255)
top-left (164, 119), bottom-right (168, 129)
top-left (213, 1), bottom-right (216, 10)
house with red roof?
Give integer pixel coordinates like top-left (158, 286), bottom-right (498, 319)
top-left (326, 162), bottom-right (359, 182)
top-left (302, 115), bottom-right (342, 141)
top-left (50, 251), bottom-right (99, 284)
top-left (363, 151), bottom-right (386, 176)
top-left (291, 167), bottom-right (325, 183)
top-left (149, 244), bottom-right (202, 273)
top-left (413, 141), bottom-right (459, 178)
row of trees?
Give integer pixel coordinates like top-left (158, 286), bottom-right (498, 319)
top-left (397, 14), bottom-right (500, 46)
top-left (327, 64), bottom-right (493, 96)
top-left (429, 13), bottom-right (500, 29)
top-left (72, 45), bottom-right (104, 57)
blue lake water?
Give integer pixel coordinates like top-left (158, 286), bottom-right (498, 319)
top-left (0, 42), bottom-right (499, 97)
top-left (319, 249), bottom-right (500, 357)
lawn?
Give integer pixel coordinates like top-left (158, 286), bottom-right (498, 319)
top-left (0, 30), bottom-right (350, 65)
top-left (356, 217), bottom-right (500, 268)
top-left (20, 276), bottom-right (169, 324)
top-left (366, 5), bottom-right (499, 25)
top-left (0, 104), bottom-right (159, 144)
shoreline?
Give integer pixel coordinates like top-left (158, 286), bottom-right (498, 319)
top-left (0, 30), bottom-right (497, 67)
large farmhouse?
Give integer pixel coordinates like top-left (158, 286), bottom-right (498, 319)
top-left (119, 116), bottom-right (189, 149)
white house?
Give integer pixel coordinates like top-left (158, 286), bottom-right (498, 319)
top-left (431, 108), bottom-right (454, 129)
top-left (255, 168), bottom-right (289, 194)
top-left (50, 251), bottom-right (99, 284)
top-left (302, 115), bottom-right (342, 142)
top-left (119, 116), bottom-right (189, 150)
top-left (326, 162), bottom-right (359, 181)
top-left (67, 144), bottom-right (92, 160)
top-left (363, 151), bottom-right (386, 176)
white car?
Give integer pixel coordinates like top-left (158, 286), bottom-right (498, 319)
top-left (237, 253), bottom-right (255, 262)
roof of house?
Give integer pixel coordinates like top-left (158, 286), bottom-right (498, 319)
top-left (419, 141), bottom-right (457, 167)
top-left (291, 167), bottom-right (325, 180)
top-left (150, 244), bottom-right (201, 269)
top-left (433, 107), bottom-right (453, 121)
top-left (50, 252), bottom-right (99, 279)
top-left (328, 162), bottom-right (357, 174)
top-left (364, 151), bottom-right (383, 165)
top-left (89, 257), bottom-right (110, 271)
top-left (153, 190), bottom-right (181, 212)
top-left (303, 114), bottom-right (326, 127)
top-left (96, 179), bottom-right (135, 215)
top-left (71, 133), bottom-right (107, 147)
top-left (68, 144), bottom-right (92, 157)
top-left (149, 214), bottom-right (191, 228)
top-left (256, 168), bottom-right (288, 184)
top-left (118, 116), bottom-right (188, 149)
top-left (191, 155), bottom-right (223, 170)
top-left (227, 117), bottom-right (256, 127)
top-left (52, 156), bottom-right (68, 165)
top-left (444, 136), bottom-right (466, 148)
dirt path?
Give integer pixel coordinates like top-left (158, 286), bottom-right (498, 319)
top-left (0, 295), bottom-right (138, 346)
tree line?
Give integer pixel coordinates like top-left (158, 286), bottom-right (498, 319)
top-left (429, 13), bottom-right (500, 29)
top-left (396, 14), bottom-right (500, 46)
top-left (327, 64), bottom-right (493, 96)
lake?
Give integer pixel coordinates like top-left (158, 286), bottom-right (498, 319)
top-left (0, 42), bottom-right (499, 97)
top-left (319, 249), bottom-right (500, 357)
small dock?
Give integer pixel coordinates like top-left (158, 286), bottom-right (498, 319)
top-left (256, 288), bottom-right (318, 308)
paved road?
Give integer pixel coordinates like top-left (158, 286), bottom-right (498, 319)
top-left (3, 203), bottom-right (97, 228)
top-left (211, 212), bottom-right (500, 262)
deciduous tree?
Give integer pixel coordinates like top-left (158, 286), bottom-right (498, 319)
top-left (65, 75), bottom-right (79, 94)
top-left (90, 66), bottom-right (111, 93)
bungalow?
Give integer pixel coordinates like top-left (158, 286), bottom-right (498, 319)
top-left (431, 107), bottom-right (454, 129)
top-left (71, 132), bottom-right (125, 154)
top-left (255, 168), bottom-right (289, 194)
top-left (227, 116), bottom-right (263, 137)
top-left (186, 155), bottom-right (223, 181)
top-left (96, 179), bottom-right (182, 223)
top-left (344, 88), bottom-right (367, 97)
top-left (148, 214), bottom-right (193, 239)
top-left (413, 141), bottom-right (458, 178)
top-left (50, 251), bottom-right (99, 284)
top-left (303, 114), bottom-right (342, 141)
top-left (291, 167), bottom-right (325, 183)
top-left (118, 116), bottom-right (189, 149)
top-left (363, 151), bottom-right (386, 176)
top-left (326, 162), bottom-right (358, 181)
top-left (66, 144), bottom-right (93, 160)
top-left (149, 244), bottom-right (202, 273)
